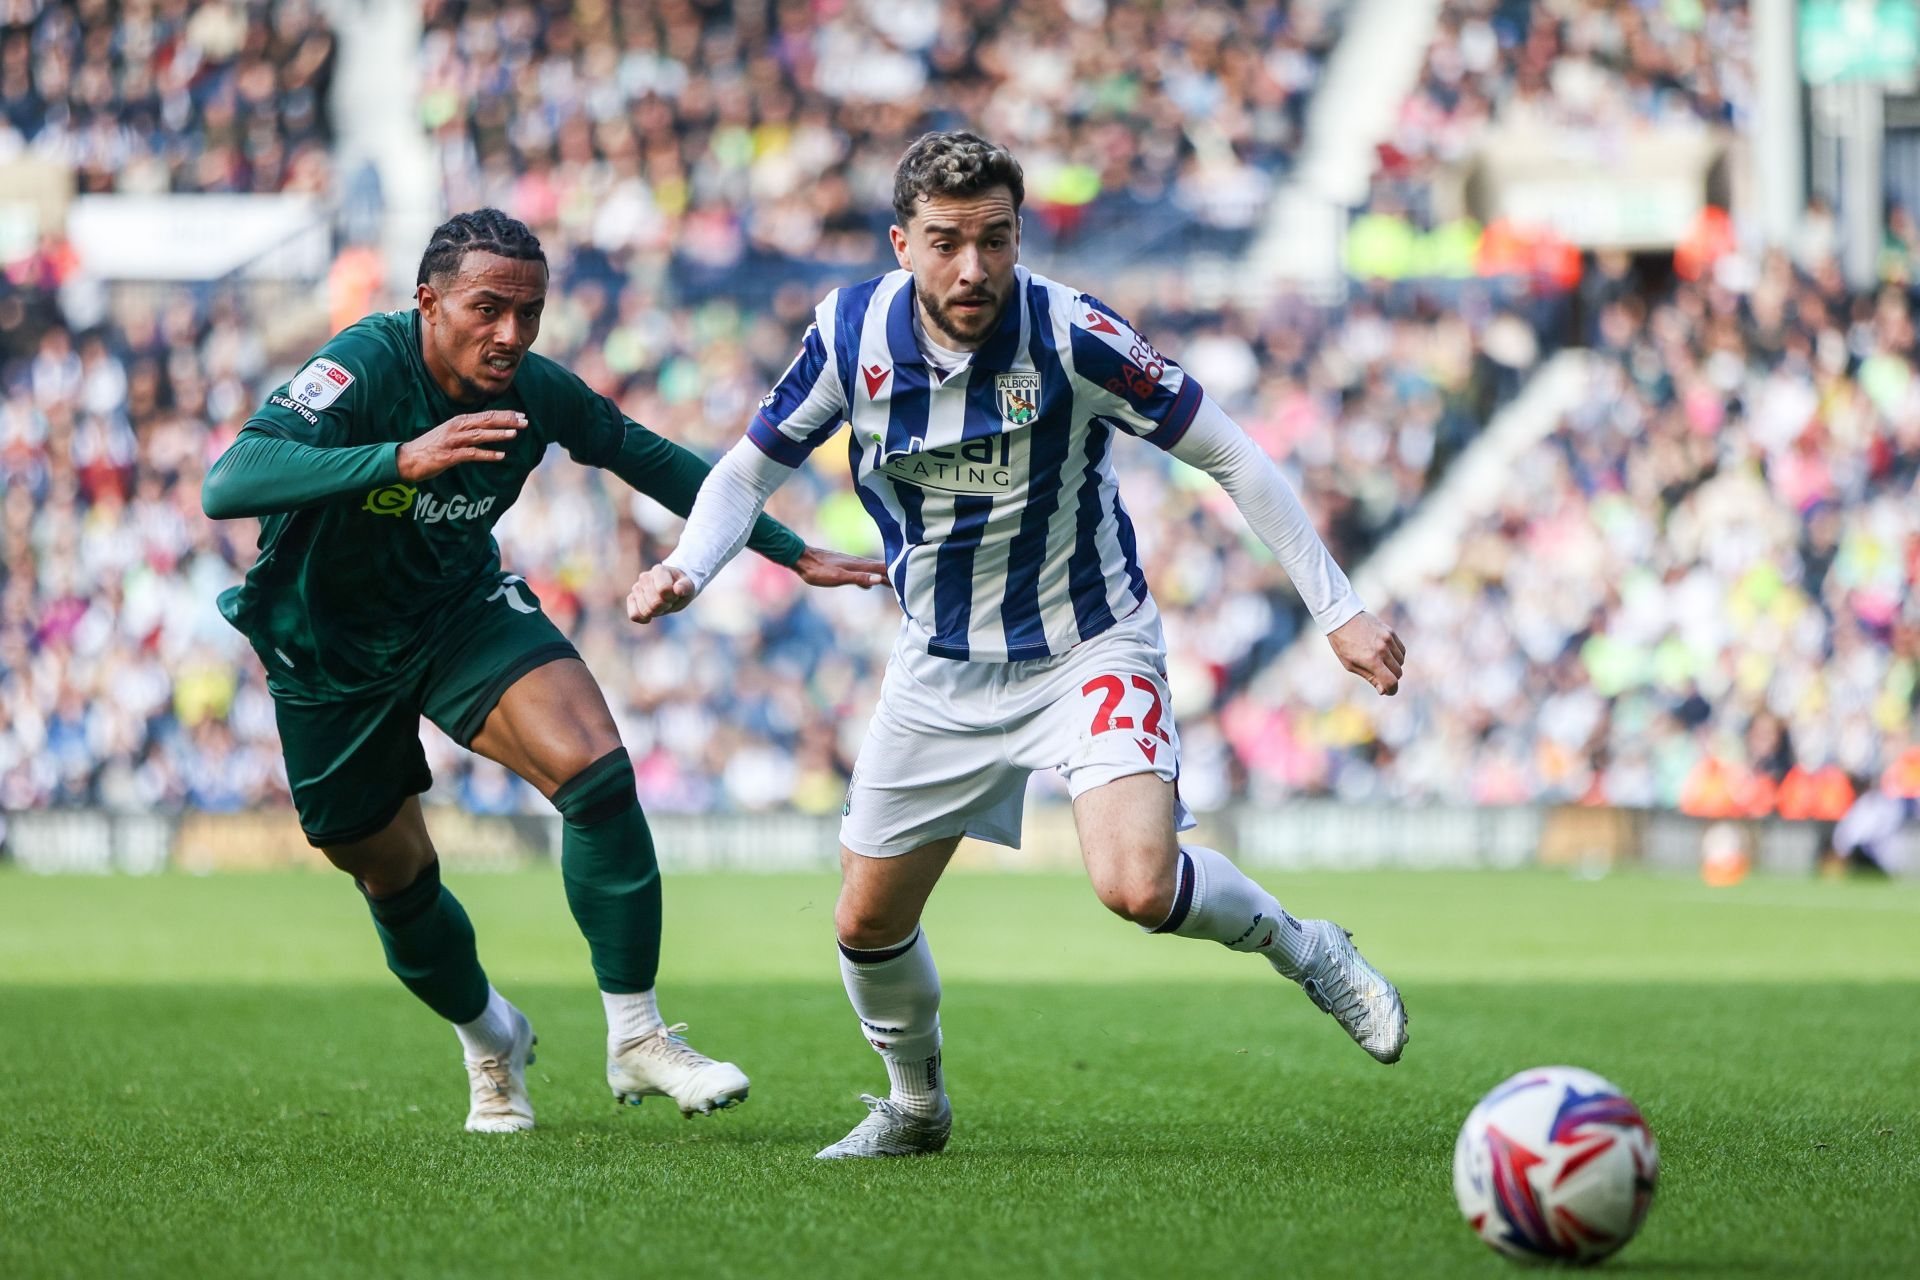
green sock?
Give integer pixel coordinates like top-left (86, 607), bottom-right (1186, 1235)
top-left (551, 749), bottom-right (661, 993)
top-left (361, 860), bottom-right (490, 1024)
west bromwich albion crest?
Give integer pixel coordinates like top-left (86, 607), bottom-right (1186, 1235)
top-left (995, 372), bottom-right (1040, 427)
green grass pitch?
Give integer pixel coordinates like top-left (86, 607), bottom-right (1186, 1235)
top-left (2, 865), bottom-right (1915, 1278)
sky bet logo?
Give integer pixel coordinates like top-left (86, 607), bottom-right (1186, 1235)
top-left (362, 485), bottom-right (497, 524)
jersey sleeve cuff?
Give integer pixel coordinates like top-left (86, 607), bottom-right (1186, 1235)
top-left (1315, 591), bottom-right (1367, 635)
top-left (1142, 376), bottom-right (1204, 451)
top-left (747, 412), bottom-right (811, 468)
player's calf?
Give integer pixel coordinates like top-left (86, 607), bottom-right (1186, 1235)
top-left (1149, 844), bottom-right (1409, 1064)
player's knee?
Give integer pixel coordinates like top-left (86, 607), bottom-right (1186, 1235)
top-left (835, 899), bottom-right (920, 951)
top-left (1091, 861), bottom-right (1179, 926)
top-left (551, 747), bottom-right (638, 826)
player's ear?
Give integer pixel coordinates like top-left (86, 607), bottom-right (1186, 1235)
top-left (416, 282), bottom-right (439, 320)
top-left (889, 224), bottom-right (912, 272)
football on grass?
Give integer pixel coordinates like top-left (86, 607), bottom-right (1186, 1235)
top-left (1453, 1066), bottom-right (1658, 1264)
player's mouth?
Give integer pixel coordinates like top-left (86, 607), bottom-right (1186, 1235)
top-left (479, 353), bottom-right (520, 380)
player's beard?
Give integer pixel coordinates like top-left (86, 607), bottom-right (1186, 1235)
top-left (922, 285), bottom-right (1003, 347)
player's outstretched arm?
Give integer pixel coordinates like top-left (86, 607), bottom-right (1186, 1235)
top-left (605, 420), bottom-right (811, 567)
top-left (201, 410), bottom-right (526, 520)
top-left (1167, 394), bottom-right (1406, 696)
top-left (628, 437), bottom-right (882, 624)
top-left (202, 430), bottom-right (401, 520)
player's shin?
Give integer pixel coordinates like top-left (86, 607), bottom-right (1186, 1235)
top-left (551, 747), bottom-right (663, 1029)
top-left (839, 928), bottom-right (946, 1119)
top-left (360, 861), bottom-right (497, 1030)
top-left (1149, 844), bottom-right (1316, 976)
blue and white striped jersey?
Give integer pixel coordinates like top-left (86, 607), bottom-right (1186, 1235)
top-left (748, 266), bottom-right (1203, 662)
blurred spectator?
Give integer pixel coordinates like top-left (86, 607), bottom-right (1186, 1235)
top-left (0, 0), bottom-right (336, 195)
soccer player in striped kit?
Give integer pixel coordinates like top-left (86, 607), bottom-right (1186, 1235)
top-left (629, 133), bottom-right (1410, 1158)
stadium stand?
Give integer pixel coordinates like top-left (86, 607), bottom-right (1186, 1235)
top-left (3, 0), bottom-right (1560, 815)
top-left (1242, 252), bottom-right (1920, 812)
top-left (418, 0), bottom-right (1350, 285)
top-left (0, 0), bottom-right (337, 195)
top-left (16, 0), bottom-right (1907, 828)
top-left (1372, 0), bottom-right (1748, 215)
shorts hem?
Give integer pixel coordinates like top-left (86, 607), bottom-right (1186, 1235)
top-left (839, 824), bottom-right (1021, 859)
top-left (301, 791), bottom-right (417, 849)
top-left (447, 641), bottom-right (579, 747)
top-left (1065, 758), bottom-right (1179, 799)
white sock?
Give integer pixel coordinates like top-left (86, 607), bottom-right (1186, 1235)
top-left (1156, 845), bottom-right (1317, 977)
top-left (603, 988), bottom-right (663, 1054)
top-left (454, 986), bottom-right (518, 1061)
top-left (838, 928), bottom-right (945, 1118)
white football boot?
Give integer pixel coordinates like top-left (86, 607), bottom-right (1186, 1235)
top-left (607, 1023), bottom-right (750, 1116)
top-left (814, 1095), bottom-right (953, 1160)
top-left (1283, 920), bottom-right (1408, 1064)
top-left (463, 1007), bottom-right (537, 1133)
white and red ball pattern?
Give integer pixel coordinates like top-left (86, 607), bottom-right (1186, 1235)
top-left (1453, 1066), bottom-right (1659, 1264)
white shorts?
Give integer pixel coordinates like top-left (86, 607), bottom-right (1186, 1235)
top-left (840, 603), bottom-right (1195, 858)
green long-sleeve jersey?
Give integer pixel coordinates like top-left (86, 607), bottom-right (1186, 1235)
top-left (209, 308), bottom-right (804, 701)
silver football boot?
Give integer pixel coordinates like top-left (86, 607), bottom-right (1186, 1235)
top-left (1286, 920), bottom-right (1409, 1064)
top-left (814, 1094), bottom-right (953, 1159)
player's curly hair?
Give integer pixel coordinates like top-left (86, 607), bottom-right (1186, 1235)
top-left (892, 132), bottom-right (1025, 225)
top-left (416, 209), bottom-right (547, 287)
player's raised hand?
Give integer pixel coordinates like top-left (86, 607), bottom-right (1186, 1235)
top-left (1328, 612), bottom-right (1406, 696)
top-left (627, 563), bottom-right (697, 624)
top-left (396, 411), bottom-right (527, 481)
top-left (790, 546), bottom-right (888, 590)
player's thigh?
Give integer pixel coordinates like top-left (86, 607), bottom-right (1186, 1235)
top-left (466, 658), bottom-right (622, 798)
top-left (319, 795), bottom-right (438, 897)
top-left (1073, 772), bottom-right (1181, 915)
top-left (273, 687), bottom-right (432, 850)
top-left (836, 836), bottom-right (961, 947)
top-left (420, 575), bottom-right (610, 798)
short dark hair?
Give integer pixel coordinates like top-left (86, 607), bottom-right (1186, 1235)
top-left (891, 132), bottom-right (1025, 226)
top-left (416, 209), bottom-right (547, 288)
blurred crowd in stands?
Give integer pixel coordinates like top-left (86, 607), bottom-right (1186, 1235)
top-left (1254, 250), bottom-right (1920, 821)
top-left (0, 243), bottom-right (1528, 812)
top-left (0, 0), bottom-right (336, 194)
top-left (3, 0), bottom-right (1915, 837)
top-left (419, 0), bottom-right (1346, 290)
top-left (1375, 0), bottom-right (1747, 214)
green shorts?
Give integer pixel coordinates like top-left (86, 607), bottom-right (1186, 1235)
top-left (272, 574), bottom-right (577, 846)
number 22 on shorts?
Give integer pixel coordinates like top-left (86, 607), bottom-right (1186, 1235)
top-left (1080, 673), bottom-right (1171, 762)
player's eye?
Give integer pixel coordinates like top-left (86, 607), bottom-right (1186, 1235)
top-left (477, 305), bottom-right (496, 316)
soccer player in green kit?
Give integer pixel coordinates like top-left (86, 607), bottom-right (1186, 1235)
top-left (202, 210), bottom-right (885, 1133)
